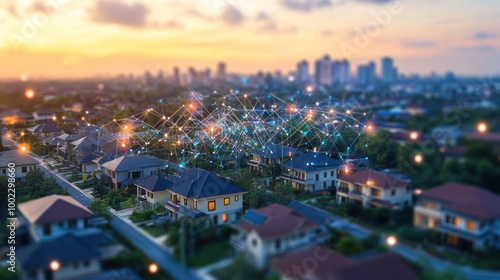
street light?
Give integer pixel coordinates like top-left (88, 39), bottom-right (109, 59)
top-left (477, 122), bottom-right (487, 133)
top-left (149, 263), bottom-right (158, 274)
top-left (410, 131), bottom-right (418, 140)
top-left (50, 260), bottom-right (60, 271)
top-left (25, 89), bottom-right (35, 99)
top-left (386, 235), bottom-right (397, 247)
top-left (414, 154), bottom-right (423, 164)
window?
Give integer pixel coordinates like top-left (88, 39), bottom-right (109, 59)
top-left (222, 213), bottom-right (228, 223)
top-left (184, 198), bottom-right (187, 205)
top-left (224, 197), bottom-right (230, 205)
top-left (208, 201), bottom-right (216, 211)
top-left (340, 182), bottom-right (348, 188)
top-left (315, 174), bottom-right (319, 181)
top-left (83, 260), bottom-right (90, 267)
top-left (331, 171), bottom-right (334, 176)
top-left (252, 239), bottom-right (258, 247)
top-left (324, 172), bottom-right (327, 178)
top-left (391, 189), bottom-right (396, 196)
top-left (193, 200), bottom-right (197, 210)
top-left (151, 193), bottom-right (154, 199)
top-left (2, 169), bottom-right (6, 175)
top-left (43, 223), bottom-right (51, 235)
top-left (69, 219), bottom-right (77, 228)
top-left (21, 166), bottom-right (27, 173)
top-left (371, 188), bottom-right (381, 197)
top-left (275, 239), bottom-right (281, 250)
top-left (454, 217), bottom-right (461, 227)
top-left (130, 171), bottom-right (141, 178)
top-left (323, 182), bottom-right (327, 188)
top-left (466, 220), bottom-right (476, 231)
top-left (235, 195), bottom-right (239, 201)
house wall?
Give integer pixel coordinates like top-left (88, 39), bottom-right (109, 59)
top-left (1, 164), bottom-right (38, 180)
top-left (104, 165), bottom-right (161, 189)
top-left (336, 180), bottom-right (412, 209)
top-left (197, 194), bottom-right (244, 224)
top-left (282, 167), bottom-right (338, 192)
top-left (52, 259), bottom-right (101, 280)
top-left (413, 199), bottom-right (444, 229)
top-left (33, 218), bottom-right (87, 242)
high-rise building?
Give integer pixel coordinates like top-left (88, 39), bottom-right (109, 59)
top-left (216, 62), bottom-right (227, 81)
top-left (314, 59), bottom-right (322, 85)
top-left (187, 67), bottom-right (197, 84)
top-left (357, 61), bottom-right (376, 85)
top-left (339, 59), bottom-right (350, 85)
top-left (297, 60), bottom-right (309, 83)
top-left (173, 67), bottom-right (180, 85)
top-left (330, 59), bottom-right (350, 86)
top-left (382, 57), bottom-right (394, 83)
top-left (368, 61), bottom-right (376, 83)
top-left (320, 55), bottom-right (331, 85)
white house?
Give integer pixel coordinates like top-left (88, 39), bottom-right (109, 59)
top-left (336, 169), bottom-right (413, 210)
top-left (247, 142), bottom-right (297, 176)
top-left (0, 149), bottom-right (39, 180)
top-left (230, 202), bottom-right (331, 268)
top-left (135, 168), bottom-right (248, 225)
top-left (280, 152), bottom-right (342, 192)
top-left (414, 182), bottom-right (500, 251)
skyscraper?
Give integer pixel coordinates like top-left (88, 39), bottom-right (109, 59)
top-left (320, 55), bottom-right (331, 85)
top-left (330, 59), bottom-right (350, 86)
top-left (382, 57), bottom-right (394, 83)
top-left (339, 59), bottom-right (350, 85)
top-left (314, 59), bottom-right (322, 85)
top-left (297, 60), bottom-right (309, 83)
top-left (368, 61), bottom-right (376, 83)
top-left (216, 62), bottom-right (226, 81)
top-left (357, 61), bottom-right (376, 85)
top-left (173, 67), bottom-right (180, 85)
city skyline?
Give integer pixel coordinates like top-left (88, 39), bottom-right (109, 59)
top-left (1, 0), bottom-right (499, 79)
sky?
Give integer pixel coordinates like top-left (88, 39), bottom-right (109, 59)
top-left (1, 0), bottom-right (499, 79)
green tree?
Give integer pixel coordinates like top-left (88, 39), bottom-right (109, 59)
top-left (336, 236), bottom-right (364, 256)
top-left (107, 189), bottom-right (123, 210)
top-left (273, 181), bottom-right (293, 205)
top-left (92, 172), bottom-right (109, 199)
top-left (23, 169), bottom-right (66, 198)
top-left (356, 130), bottom-right (398, 169)
top-left (439, 158), bottom-right (463, 183)
top-left (87, 198), bottom-right (112, 221)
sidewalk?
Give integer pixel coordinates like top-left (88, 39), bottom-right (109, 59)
top-left (195, 257), bottom-right (234, 280)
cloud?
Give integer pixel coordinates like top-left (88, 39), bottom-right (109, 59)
top-left (281, 0), bottom-right (331, 12)
top-left (184, 9), bottom-right (213, 21)
top-left (321, 29), bottom-right (334, 36)
top-left (220, 5), bottom-right (244, 25)
top-left (256, 11), bottom-right (270, 21)
top-left (474, 32), bottom-right (496, 40)
top-left (355, 0), bottom-right (394, 4)
top-left (259, 21), bottom-right (297, 34)
top-left (90, 0), bottom-right (149, 27)
top-left (151, 20), bottom-right (183, 29)
top-left (403, 40), bottom-right (437, 48)
top-left (7, 4), bottom-right (20, 18)
top-left (451, 45), bottom-right (496, 52)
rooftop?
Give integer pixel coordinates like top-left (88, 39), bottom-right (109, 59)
top-left (252, 142), bottom-right (297, 159)
top-left (0, 149), bottom-right (39, 167)
top-left (281, 152), bottom-right (342, 172)
top-left (101, 154), bottom-right (165, 172)
top-left (338, 168), bottom-right (409, 189)
top-left (18, 195), bottom-right (93, 225)
top-left (27, 123), bottom-right (62, 133)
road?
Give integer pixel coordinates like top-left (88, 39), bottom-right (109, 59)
top-left (2, 136), bottom-right (198, 280)
top-left (299, 201), bottom-right (500, 280)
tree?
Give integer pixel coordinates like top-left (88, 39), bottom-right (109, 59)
top-left (335, 236), bottom-right (364, 256)
top-left (273, 181), bottom-right (293, 205)
top-left (22, 169), bottom-right (66, 199)
top-left (439, 158), bottom-right (463, 183)
top-left (107, 189), bottom-right (123, 210)
top-left (87, 198), bottom-right (112, 221)
top-left (371, 207), bottom-right (392, 225)
top-left (92, 172), bottom-right (109, 199)
top-left (356, 130), bottom-right (398, 169)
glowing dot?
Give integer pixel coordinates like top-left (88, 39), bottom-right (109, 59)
top-left (386, 236), bottom-right (397, 247)
top-left (410, 132), bottom-right (418, 140)
top-left (85, 110), bottom-right (89, 115)
top-left (20, 74), bottom-right (28, 82)
top-left (52, 116), bottom-right (57, 121)
top-left (346, 110), bottom-right (351, 114)
top-left (306, 86), bottom-right (313, 92)
top-left (50, 260), bottom-right (60, 271)
top-left (25, 89), bottom-right (35, 99)
top-left (344, 168), bottom-right (349, 173)
top-left (477, 122), bottom-right (487, 133)
top-left (149, 263), bottom-right (158, 274)
top-left (288, 75), bottom-right (295, 82)
top-left (414, 154), bottom-right (423, 164)
top-left (414, 189), bottom-right (422, 195)
top-left (21, 146), bottom-right (26, 151)
top-left (121, 143), bottom-right (126, 148)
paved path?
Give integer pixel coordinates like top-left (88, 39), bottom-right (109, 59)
top-left (195, 257), bottom-right (234, 280)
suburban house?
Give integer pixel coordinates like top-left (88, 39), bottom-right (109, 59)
top-left (135, 167), bottom-right (247, 225)
top-left (270, 247), bottom-right (417, 280)
top-left (0, 149), bottom-right (39, 180)
top-left (32, 108), bottom-right (56, 121)
top-left (247, 142), bottom-right (297, 175)
top-left (0, 109), bottom-right (33, 125)
top-left (280, 152), bottom-right (342, 192)
top-left (230, 202), bottom-right (331, 268)
top-left (100, 154), bottom-right (167, 190)
top-left (27, 123), bottom-right (62, 139)
top-left (17, 195), bottom-right (121, 280)
top-left (336, 168), bottom-right (413, 210)
top-left (414, 182), bottom-right (500, 251)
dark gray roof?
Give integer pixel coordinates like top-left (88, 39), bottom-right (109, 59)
top-left (58, 133), bottom-right (83, 142)
top-left (95, 153), bottom-right (120, 165)
top-left (101, 155), bottom-right (165, 172)
top-left (0, 150), bottom-right (38, 167)
top-left (252, 142), bottom-right (298, 159)
top-left (18, 233), bottom-right (102, 270)
top-left (71, 137), bottom-right (98, 156)
top-left (42, 136), bottom-right (66, 147)
top-left (28, 123), bottom-right (62, 133)
top-left (135, 175), bottom-right (173, 192)
top-left (281, 152), bottom-right (342, 172)
top-left (168, 168), bottom-right (247, 199)
top-left (288, 200), bottom-right (331, 225)
top-left (75, 153), bottom-right (99, 164)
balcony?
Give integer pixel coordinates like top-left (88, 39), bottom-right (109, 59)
top-left (230, 235), bottom-right (248, 252)
top-left (337, 187), bottom-right (349, 195)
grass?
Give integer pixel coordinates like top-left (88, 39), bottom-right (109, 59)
top-left (140, 224), bottom-right (166, 237)
top-left (295, 191), bottom-right (323, 201)
top-left (188, 240), bottom-right (232, 267)
top-left (75, 180), bottom-right (93, 189)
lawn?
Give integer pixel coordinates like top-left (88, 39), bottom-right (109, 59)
top-left (139, 224), bottom-right (166, 237)
top-left (189, 240), bottom-right (232, 267)
top-left (75, 180), bottom-right (93, 189)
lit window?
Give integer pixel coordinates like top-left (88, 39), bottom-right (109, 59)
top-left (222, 213), bottom-right (228, 222)
top-left (193, 200), bottom-right (197, 210)
top-left (184, 198), bottom-right (187, 205)
top-left (224, 197), bottom-right (230, 205)
top-left (454, 217), bottom-right (461, 227)
top-left (235, 195), bottom-right (239, 201)
top-left (208, 201), bottom-right (216, 211)
top-left (466, 220), bottom-right (476, 231)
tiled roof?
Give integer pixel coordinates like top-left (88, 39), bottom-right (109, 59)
top-left (420, 182), bottom-right (500, 220)
top-left (135, 175), bottom-right (173, 192)
top-left (252, 142), bottom-right (297, 159)
top-left (101, 154), bottom-right (165, 172)
top-left (18, 233), bottom-right (102, 270)
top-left (0, 149), bottom-right (39, 167)
top-left (465, 132), bottom-right (500, 143)
top-left (57, 133), bottom-right (83, 142)
top-left (271, 245), bottom-right (352, 279)
top-left (332, 253), bottom-right (418, 280)
top-left (287, 200), bottom-right (331, 225)
top-left (27, 123), bottom-right (62, 133)
top-left (235, 203), bottom-right (319, 239)
top-left (337, 169), bottom-right (408, 189)
top-left (281, 152), bottom-right (342, 172)
top-left (168, 168), bottom-right (247, 199)
top-left (18, 195), bottom-right (93, 225)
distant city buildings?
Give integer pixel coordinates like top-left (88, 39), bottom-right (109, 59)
top-left (296, 60), bottom-right (309, 83)
top-left (357, 61), bottom-right (376, 85)
top-left (216, 62), bottom-right (227, 82)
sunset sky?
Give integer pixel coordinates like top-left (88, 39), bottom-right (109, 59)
top-left (1, 0), bottom-right (499, 79)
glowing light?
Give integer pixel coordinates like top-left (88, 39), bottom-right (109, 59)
top-left (288, 75), bottom-right (295, 82)
top-left (124, 125), bottom-right (129, 130)
top-left (21, 146), bottom-right (27, 151)
top-left (50, 260), bottom-right (60, 271)
top-left (149, 263), bottom-right (158, 274)
top-left (346, 110), bottom-right (351, 114)
top-left (414, 154), bottom-right (423, 164)
top-left (386, 236), bottom-right (397, 247)
top-left (52, 116), bottom-right (57, 121)
top-left (121, 143), bottom-right (126, 148)
top-left (414, 189), bottom-right (422, 195)
top-left (162, 116), bottom-right (166, 119)
top-left (477, 122), bottom-right (487, 133)
top-left (244, 94), bottom-right (248, 98)
top-left (366, 180), bottom-right (374, 186)
top-left (410, 131), bottom-right (418, 140)
top-left (367, 125), bottom-right (373, 130)
top-left (329, 109), bottom-right (334, 114)
top-left (85, 110), bottom-right (89, 115)
top-left (20, 74), bottom-right (28, 82)
top-left (344, 168), bottom-right (349, 173)
top-left (25, 89), bottom-right (35, 99)
top-left (20, 131), bottom-right (25, 136)
top-left (306, 86), bottom-right (313, 92)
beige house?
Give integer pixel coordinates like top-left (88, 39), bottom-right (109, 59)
top-left (336, 169), bottom-right (413, 210)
